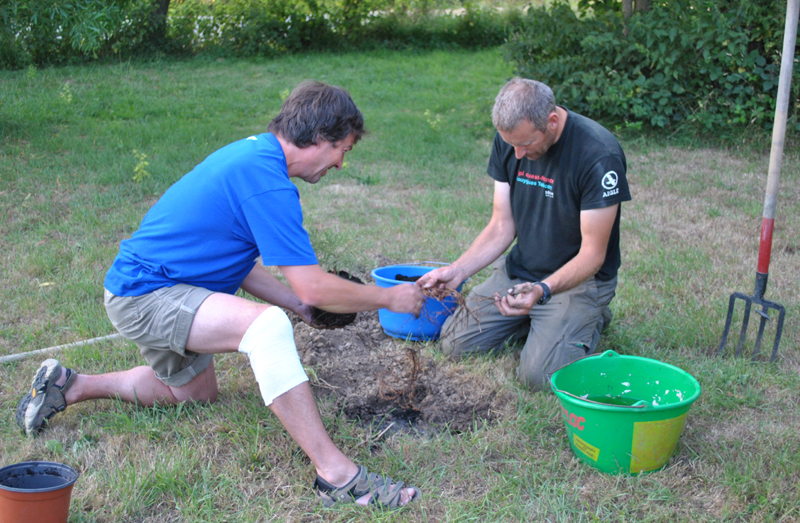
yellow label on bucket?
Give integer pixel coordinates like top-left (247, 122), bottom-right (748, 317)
top-left (572, 433), bottom-right (600, 462)
top-left (630, 413), bottom-right (688, 473)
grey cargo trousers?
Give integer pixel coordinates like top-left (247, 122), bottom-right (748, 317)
top-left (440, 257), bottom-right (617, 391)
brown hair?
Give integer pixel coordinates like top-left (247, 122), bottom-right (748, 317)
top-left (268, 81), bottom-right (365, 147)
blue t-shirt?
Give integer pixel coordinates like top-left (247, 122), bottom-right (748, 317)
top-left (104, 133), bottom-right (318, 296)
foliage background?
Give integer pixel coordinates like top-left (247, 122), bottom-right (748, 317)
top-left (0, 0), bottom-right (523, 68)
top-left (2, 0), bottom-right (797, 134)
top-left (505, 0), bottom-right (800, 134)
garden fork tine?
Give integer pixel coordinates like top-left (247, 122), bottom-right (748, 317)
top-left (719, 281), bottom-right (786, 362)
top-left (718, 0), bottom-right (797, 363)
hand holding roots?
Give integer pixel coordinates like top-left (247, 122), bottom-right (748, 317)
top-left (420, 286), bottom-right (464, 305)
top-left (419, 282), bottom-right (453, 301)
top-left (506, 282), bottom-right (535, 297)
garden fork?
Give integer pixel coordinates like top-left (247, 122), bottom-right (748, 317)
top-left (718, 0), bottom-right (797, 362)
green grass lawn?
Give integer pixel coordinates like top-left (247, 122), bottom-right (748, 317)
top-left (2, 48), bottom-right (799, 521)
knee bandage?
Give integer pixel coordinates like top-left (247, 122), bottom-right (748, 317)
top-left (238, 307), bottom-right (308, 406)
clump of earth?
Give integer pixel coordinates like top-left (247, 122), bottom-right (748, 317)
top-left (308, 271), bottom-right (363, 329)
top-left (291, 310), bottom-right (512, 434)
top-left (394, 274), bottom-right (422, 282)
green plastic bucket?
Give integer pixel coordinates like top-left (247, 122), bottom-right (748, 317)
top-left (550, 350), bottom-right (701, 474)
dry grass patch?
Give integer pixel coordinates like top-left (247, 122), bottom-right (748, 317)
top-left (623, 145), bottom-right (800, 356)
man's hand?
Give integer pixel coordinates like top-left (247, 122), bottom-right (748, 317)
top-left (417, 265), bottom-right (467, 298)
top-left (493, 283), bottom-right (543, 316)
top-left (293, 303), bottom-right (317, 326)
top-left (387, 282), bottom-right (426, 316)
top-left (281, 264), bottom-right (425, 315)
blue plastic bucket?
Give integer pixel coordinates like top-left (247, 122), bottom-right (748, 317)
top-left (371, 264), bottom-right (465, 341)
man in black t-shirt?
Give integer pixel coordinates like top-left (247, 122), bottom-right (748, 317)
top-left (419, 78), bottom-right (631, 390)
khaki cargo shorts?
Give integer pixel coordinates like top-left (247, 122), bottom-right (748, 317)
top-left (104, 284), bottom-right (214, 387)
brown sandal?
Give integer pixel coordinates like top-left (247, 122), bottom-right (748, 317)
top-left (314, 465), bottom-right (421, 510)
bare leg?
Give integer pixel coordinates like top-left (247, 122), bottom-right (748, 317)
top-left (64, 291), bottom-right (414, 505)
top-left (269, 382), bottom-right (358, 484)
top-left (59, 292), bottom-right (261, 407)
top-left (190, 295), bottom-right (415, 504)
top-left (270, 382), bottom-right (415, 505)
top-left (62, 360), bottom-right (218, 406)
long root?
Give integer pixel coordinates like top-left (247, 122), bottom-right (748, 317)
top-left (427, 287), bottom-right (498, 340)
top-left (378, 347), bottom-right (422, 411)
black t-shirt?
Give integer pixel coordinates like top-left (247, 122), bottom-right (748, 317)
top-left (487, 108), bottom-right (631, 282)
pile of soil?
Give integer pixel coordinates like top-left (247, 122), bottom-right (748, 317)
top-left (292, 310), bottom-right (511, 434)
top-left (394, 274), bottom-right (422, 282)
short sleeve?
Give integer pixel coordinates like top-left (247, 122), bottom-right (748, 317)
top-left (487, 133), bottom-right (513, 183)
top-left (236, 189), bottom-right (318, 266)
top-left (579, 154), bottom-right (630, 210)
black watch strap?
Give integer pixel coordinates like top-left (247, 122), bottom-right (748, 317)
top-left (534, 281), bottom-right (551, 305)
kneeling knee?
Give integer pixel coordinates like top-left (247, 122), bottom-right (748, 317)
top-left (194, 388), bottom-right (218, 404)
top-left (439, 334), bottom-right (462, 360)
top-left (517, 366), bottom-right (549, 392)
top-left (439, 329), bottom-right (492, 361)
top-left (171, 383), bottom-right (219, 404)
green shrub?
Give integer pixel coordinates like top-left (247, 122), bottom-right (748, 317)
top-left (1, 0), bottom-right (522, 68)
top-left (0, 0), bottom-right (169, 68)
top-left (505, 0), bottom-right (799, 133)
top-left (168, 0), bottom-right (521, 56)
top-left (168, 0), bottom-right (336, 56)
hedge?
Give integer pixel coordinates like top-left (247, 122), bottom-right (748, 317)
top-left (505, 0), bottom-right (800, 132)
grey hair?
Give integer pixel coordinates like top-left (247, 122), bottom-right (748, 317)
top-left (491, 78), bottom-right (556, 132)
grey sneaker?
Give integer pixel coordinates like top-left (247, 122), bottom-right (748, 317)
top-left (15, 359), bottom-right (76, 436)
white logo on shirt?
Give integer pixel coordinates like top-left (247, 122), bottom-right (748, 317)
top-left (601, 171), bottom-right (618, 190)
top-left (247, 136), bottom-right (258, 141)
top-left (602, 171), bottom-right (619, 198)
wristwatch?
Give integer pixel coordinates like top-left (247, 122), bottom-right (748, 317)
top-left (534, 281), bottom-right (551, 305)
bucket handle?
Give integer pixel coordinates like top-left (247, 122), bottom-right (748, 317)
top-left (547, 350), bottom-right (649, 409)
top-left (388, 262), bottom-right (470, 287)
top-left (400, 261), bottom-right (451, 266)
top-left (550, 388), bottom-right (649, 408)
top-left (546, 350), bottom-right (610, 382)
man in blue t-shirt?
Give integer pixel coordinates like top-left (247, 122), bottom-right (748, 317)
top-left (16, 81), bottom-right (421, 510)
top-left (419, 78), bottom-right (631, 391)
